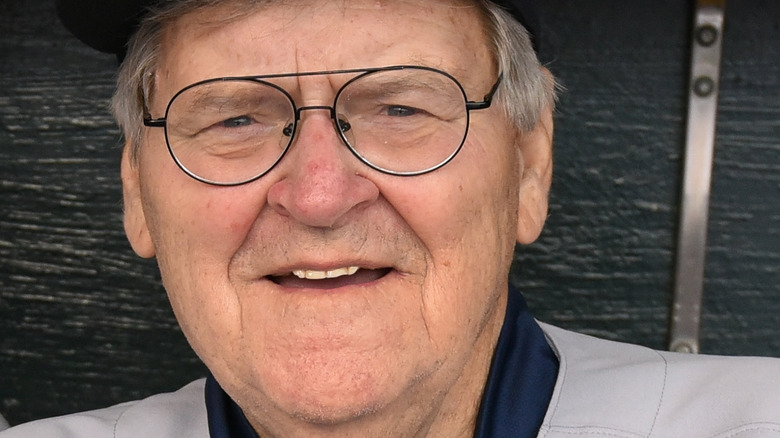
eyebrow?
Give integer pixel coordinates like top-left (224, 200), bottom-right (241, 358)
top-left (182, 85), bottom-right (272, 112)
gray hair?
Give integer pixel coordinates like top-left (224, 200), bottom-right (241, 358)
top-left (112, 0), bottom-right (557, 162)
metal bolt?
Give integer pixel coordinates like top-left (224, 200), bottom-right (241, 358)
top-left (696, 24), bottom-right (719, 47)
top-left (671, 340), bottom-right (698, 354)
top-left (674, 344), bottom-right (693, 354)
top-left (693, 76), bottom-right (716, 97)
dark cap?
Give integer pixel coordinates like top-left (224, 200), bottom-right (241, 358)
top-left (56, 0), bottom-right (539, 61)
top-left (493, 0), bottom-right (540, 51)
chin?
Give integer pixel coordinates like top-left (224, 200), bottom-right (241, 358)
top-left (226, 340), bottom-right (406, 426)
top-left (287, 396), bottom-right (384, 426)
top-left (249, 368), bottom-right (399, 430)
top-left (278, 359), bottom-right (398, 419)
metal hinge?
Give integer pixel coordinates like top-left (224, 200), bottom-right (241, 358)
top-left (669, 0), bottom-right (726, 354)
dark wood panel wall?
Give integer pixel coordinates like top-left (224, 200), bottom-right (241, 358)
top-left (1, 0), bottom-right (778, 427)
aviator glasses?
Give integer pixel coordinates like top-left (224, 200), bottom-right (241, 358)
top-left (144, 65), bottom-right (501, 186)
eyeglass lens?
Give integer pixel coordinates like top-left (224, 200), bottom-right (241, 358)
top-left (164, 67), bottom-right (470, 185)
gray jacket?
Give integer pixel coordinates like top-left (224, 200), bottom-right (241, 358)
top-left (3, 323), bottom-right (780, 437)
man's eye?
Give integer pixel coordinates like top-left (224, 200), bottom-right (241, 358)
top-left (218, 116), bottom-right (254, 128)
top-left (386, 106), bottom-right (419, 117)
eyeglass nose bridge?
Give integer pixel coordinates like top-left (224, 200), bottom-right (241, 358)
top-left (283, 105), bottom-right (352, 138)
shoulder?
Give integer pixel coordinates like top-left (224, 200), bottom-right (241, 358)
top-left (0, 379), bottom-right (208, 438)
top-left (538, 323), bottom-right (780, 438)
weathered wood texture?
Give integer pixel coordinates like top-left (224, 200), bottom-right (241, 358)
top-left (518, 0), bottom-right (780, 357)
top-left (1, 0), bottom-right (778, 427)
top-left (0, 0), bottom-right (206, 426)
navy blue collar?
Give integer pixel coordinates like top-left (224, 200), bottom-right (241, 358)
top-left (205, 288), bottom-right (558, 438)
top-left (474, 288), bottom-right (559, 437)
top-left (205, 377), bottom-right (260, 438)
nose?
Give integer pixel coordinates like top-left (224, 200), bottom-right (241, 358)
top-left (266, 109), bottom-right (379, 228)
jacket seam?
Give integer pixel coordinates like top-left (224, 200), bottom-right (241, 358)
top-left (712, 422), bottom-right (780, 438)
top-left (646, 350), bottom-right (669, 437)
top-left (112, 402), bottom-right (135, 438)
top-left (541, 424), bottom-right (647, 437)
top-left (538, 326), bottom-right (569, 438)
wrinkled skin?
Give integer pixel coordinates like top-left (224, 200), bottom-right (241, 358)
top-left (122, 1), bottom-right (553, 437)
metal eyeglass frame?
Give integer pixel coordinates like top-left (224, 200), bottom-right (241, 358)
top-left (143, 65), bottom-right (502, 186)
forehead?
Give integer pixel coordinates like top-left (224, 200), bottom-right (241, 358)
top-left (156, 0), bottom-right (496, 91)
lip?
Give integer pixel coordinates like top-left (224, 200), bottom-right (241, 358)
top-left (267, 266), bottom-right (394, 291)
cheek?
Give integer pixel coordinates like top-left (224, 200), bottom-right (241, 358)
top-left (138, 153), bottom-right (268, 341)
top-left (145, 185), bottom-right (267, 374)
top-left (385, 144), bottom-right (520, 260)
top-left (146, 190), bottom-right (261, 264)
top-left (138, 127), bottom-right (265, 249)
top-left (199, 195), bottom-right (261, 236)
top-left (141, 146), bottom-right (266, 255)
top-left (152, 190), bottom-right (267, 304)
top-left (378, 164), bottom-right (518, 320)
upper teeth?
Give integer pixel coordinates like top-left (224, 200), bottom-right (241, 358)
top-left (292, 266), bottom-right (359, 280)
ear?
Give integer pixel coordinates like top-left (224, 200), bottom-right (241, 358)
top-left (121, 143), bottom-right (156, 258)
top-left (516, 102), bottom-right (554, 245)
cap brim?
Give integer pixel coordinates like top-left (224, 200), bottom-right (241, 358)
top-left (56, 0), bottom-right (539, 60)
top-left (56, 0), bottom-right (153, 60)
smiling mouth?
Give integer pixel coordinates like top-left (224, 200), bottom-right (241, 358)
top-left (269, 267), bottom-right (392, 289)
top-left (292, 266), bottom-right (359, 280)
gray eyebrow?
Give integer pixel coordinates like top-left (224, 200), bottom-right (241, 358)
top-left (176, 82), bottom-right (289, 113)
top-left (341, 75), bottom-right (454, 100)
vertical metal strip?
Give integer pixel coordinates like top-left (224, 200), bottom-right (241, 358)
top-left (670, 0), bottom-right (726, 354)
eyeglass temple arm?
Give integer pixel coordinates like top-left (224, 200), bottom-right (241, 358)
top-left (141, 89), bottom-right (166, 127)
top-left (144, 116), bottom-right (166, 127)
top-left (465, 74), bottom-right (503, 111)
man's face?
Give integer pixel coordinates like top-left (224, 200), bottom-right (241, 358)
top-left (122, 0), bottom-right (551, 433)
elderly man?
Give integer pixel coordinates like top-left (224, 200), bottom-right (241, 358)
top-left (3, 0), bottom-right (780, 437)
